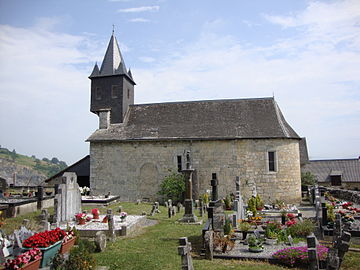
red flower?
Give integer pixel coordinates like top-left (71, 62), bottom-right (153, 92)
top-left (22, 228), bottom-right (66, 248)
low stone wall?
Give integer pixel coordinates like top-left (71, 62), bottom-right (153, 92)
top-left (4, 197), bottom-right (54, 217)
top-left (322, 186), bottom-right (360, 204)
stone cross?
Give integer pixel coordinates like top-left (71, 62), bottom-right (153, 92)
top-left (178, 237), bottom-right (194, 270)
top-left (107, 209), bottom-right (115, 241)
top-left (150, 204), bottom-right (156, 216)
top-left (179, 155), bottom-right (197, 223)
top-left (307, 233), bottom-right (319, 270)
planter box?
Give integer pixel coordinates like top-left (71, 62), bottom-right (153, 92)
top-left (20, 257), bottom-right (41, 270)
top-left (59, 237), bottom-right (76, 254)
top-left (24, 241), bottom-right (62, 268)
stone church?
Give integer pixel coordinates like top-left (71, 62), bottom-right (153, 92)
top-left (87, 33), bottom-right (303, 203)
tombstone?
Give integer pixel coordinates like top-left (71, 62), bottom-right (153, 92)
top-left (178, 237), bottom-right (194, 270)
top-left (168, 199), bottom-right (172, 208)
top-left (307, 233), bottom-right (319, 270)
top-left (40, 220), bottom-right (50, 232)
top-left (164, 201), bottom-right (169, 208)
top-left (234, 177), bottom-right (245, 221)
top-left (155, 202), bottom-right (160, 213)
top-left (172, 206), bottom-right (177, 216)
top-left (204, 231), bottom-right (214, 260)
top-left (210, 173), bottom-right (219, 202)
top-left (199, 200), bottom-right (203, 217)
top-left (287, 235), bottom-right (294, 246)
top-left (337, 231), bottom-right (351, 267)
top-left (95, 231), bottom-right (107, 252)
top-left (107, 209), bottom-right (115, 241)
top-left (254, 229), bottom-right (261, 239)
top-left (12, 226), bottom-right (34, 256)
top-left (168, 207), bottom-right (172, 218)
top-left (194, 200), bottom-right (199, 208)
top-left (136, 199), bottom-right (141, 205)
top-left (120, 225), bottom-right (127, 236)
top-left (40, 209), bottom-right (49, 222)
top-left (326, 248), bottom-right (340, 270)
top-left (150, 204), bottom-right (156, 216)
top-left (232, 214), bottom-right (237, 229)
top-left (208, 173), bottom-right (225, 232)
top-left (37, 186), bottom-right (44, 209)
top-left (321, 199), bottom-right (328, 226)
top-left (179, 155), bottom-right (197, 223)
top-left (177, 203), bottom-right (183, 213)
top-left (0, 231), bottom-right (11, 263)
top-left (54, 172), bottom-right (81, 224)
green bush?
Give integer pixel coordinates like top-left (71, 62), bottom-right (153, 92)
top-left (224, 217), bottom-right (232, 235)
top-left (224, 195), bottom-right (232, 209)
top-left (287, 219), bottom-right (315, 238)
top-left (301, 172), bottom-right (316, 187)
top-left (158, 171), bottom-right (185, 203)
top-left (247, 197), bottom-right (257, 216)
top-left (64, 245), bottom-right (96, 270)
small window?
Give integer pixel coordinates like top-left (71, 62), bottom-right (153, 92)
top-left (177, 156), bottom-right (182, 172)
top-left (127, 89), bottom-right (130, 99)
top-left (111, 86), bottom-right (118, 99)
top-left (268, 151), bottom-right (276, 172)
top-left (95, 87), bottom-right (101, 100)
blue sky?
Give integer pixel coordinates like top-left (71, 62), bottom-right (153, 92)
top-left (0, 0), bottom-right (359, 164)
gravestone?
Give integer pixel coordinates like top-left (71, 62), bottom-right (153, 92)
top-left (307, 233), bottom-right (319, 270)
top-left (177, 203), bottom-right (183, 213)
top-left (54, 172), bottom-right (81, 224)
top-left (234, 177), bottom-right (245, 221)
top-left (0, 231), bottom-right (11, 263)
top-left (150, 204), bottom-right (156, 216)
top-left (107, 209), bottom-right (115, 241)
top-left (178, 237), bottom-right (194, 270)
top-left (95, 231), bottom-right (107, 252)
top-left (0, 178), bottom-right (8, 193)
top-left (164, 201), bottom-right (169, 208)
top-left (155, 202), bottom-right (160, 213)
top-left (117, 206), bottom-right (123, 213)
top-left (208, 173), bottom-right (225, 232)
top-left (168, 207), bottom-right (172, 218)
top-left (12, 226), bottom-right (34, 256)
top-left (288, 235), bottom-right (294, 246)
top-left (204, 231), bottom-right (214, 260)
top-left (179, 153), bottom-right (197, 223)
top-left (172, 206), bottom-right (177, 216)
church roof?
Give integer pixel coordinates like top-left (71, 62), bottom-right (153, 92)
top-left (302, 158), bottom-right (360, 183)
top-left (89, 34), bottom-right (134, 83)
top-left (87, 97), bottom-right (300, 142)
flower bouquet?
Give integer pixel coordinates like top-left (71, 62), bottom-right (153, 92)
top-left (75, 213), bottom-right (88, 225)
top-left (92, 208), bottom-right (100, 219)
top-left (120, 212), bottom-right (127, 222)
top-left (5, 248), bottom-right (42, 270)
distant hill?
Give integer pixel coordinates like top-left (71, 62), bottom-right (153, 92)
top-left (0, 147), bottom-right (68, 186)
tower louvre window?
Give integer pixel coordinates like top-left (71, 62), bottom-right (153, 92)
top-left (111, 85), bottom-right (118, 99)
top-left (127, 89), bottom-right (130, 99)
top-left (95, 87), bottom-right (101, 100)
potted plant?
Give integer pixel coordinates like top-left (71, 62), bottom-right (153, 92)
top-left (239, 222), bottom-right (251, 240)
top-left (223, 218), bottom-right (233, 236)
top-left (91, 208), bottom-right (100, 219)
top-left (265, 221), bottom-right (281, 245)
top-left (120, 212), bottom-right (127, 222)
top-left (59, 228), bottom-right (76, 254)
top-left (224, 195), bottom-right (232, 210)
top-left (248, 235), bottom-right (264, 252)
top-left (5, 248), bottom-right (42, 270)
top-left (22, 228), bottom-right (66, 268)
top-left (75, 213), bottom-right (87, 225)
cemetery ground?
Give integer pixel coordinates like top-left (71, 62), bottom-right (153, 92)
top-left (1, 202), bottom-right (360, 270)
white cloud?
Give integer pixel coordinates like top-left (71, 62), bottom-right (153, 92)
top-left (133, 1), bottom-right (360, 159)
top-left (0, 22), bottom-right (99, 164)
top-left (129, 18), bottom-right (150, 23)
top-left (118, 6), bottom-right (159, 13)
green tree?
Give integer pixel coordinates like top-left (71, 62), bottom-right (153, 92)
top-left (51, 157), bottom-right (59, 164)
top-left (301, 171), bottom-right (316, 187)
top-left (42, 157), bottom-right (50, 162)
top-left (158, 171), bottom-right (185, 203)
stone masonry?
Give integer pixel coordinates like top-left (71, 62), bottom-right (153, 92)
top-left (90, 138), bottom-right (301, 203)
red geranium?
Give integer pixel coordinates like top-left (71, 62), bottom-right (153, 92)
top-left (287, 213), bottom-right (296, 220)
top-left (22, 228), bottom-right (66, 248)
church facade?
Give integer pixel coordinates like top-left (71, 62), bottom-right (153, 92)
top-left (87, 34), bottom-right (302, 203)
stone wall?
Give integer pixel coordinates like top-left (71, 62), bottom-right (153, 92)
top-left (90, 138), bottom-right (301, 203)
top-left (322, 186), bottom-right (360, 204)
top-left (318, 182), bottom-right (360, 190)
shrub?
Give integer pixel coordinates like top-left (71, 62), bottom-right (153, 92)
top-left (224, 195), bottom-right (232, 209)
top-left (64, 245), bottom-right (96, 270)
top-left (202, 193), bottom-right (209, 205)
top-left (301, 172), bottom-right (316, 187)
top-left (247, 197), bottom-right (257, 217)
top-left (239, 222), bottom-right (251, 231)
top-left (158, 171), bottom-right (185, 203)
top-left (224, 217), bottom-right (232, 235)
top-left (287, 219), bottom-right (315, 238)
top-left (273, 245), bottom-right (328, 267)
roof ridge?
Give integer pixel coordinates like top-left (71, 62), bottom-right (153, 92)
top-left (130, 97), bottom-right (274, 107)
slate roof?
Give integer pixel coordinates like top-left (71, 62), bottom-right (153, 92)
top-left (45, 155), bottom-right (90, 183)
top-left (299, 137), bottom-right (309, 166)
top-left (87, 97), bottom-right (300, 142)
top-left (89, 34), bottom-right (134, 83)
top-left (302, 158), bottom-right (360, 183)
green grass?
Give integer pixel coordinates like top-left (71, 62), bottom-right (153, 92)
top-left (2, 202), bottom-right (360, 270)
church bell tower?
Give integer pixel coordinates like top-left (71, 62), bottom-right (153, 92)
top-left (89, 33), bottom-right (135, 128)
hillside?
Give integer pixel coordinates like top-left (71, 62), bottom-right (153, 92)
top-left (0, 147), bottom-right (67, 186)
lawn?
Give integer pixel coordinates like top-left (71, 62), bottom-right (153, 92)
top-left (2, 202), bottom-right (360, 270)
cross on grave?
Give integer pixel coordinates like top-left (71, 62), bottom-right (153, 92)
top-left (211, 173), bottom-right (218, 202)
top-left (178, 237), bottom-right (194, 270)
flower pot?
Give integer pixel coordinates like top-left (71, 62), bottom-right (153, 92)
top-left (265, 238), bottom-right (277, 245)
top-left (20, 257), bottom-right (41, 270)
top-left (93, 214), bottom-right (99, 220)
top-left (248, 247), bottom-right (264, 253)
top-left (59, 237), bottom-right (76, 254)
top-left (78, 219), bottom-right (86, 225)
top-left (23, 241), bottom-right (62, 268)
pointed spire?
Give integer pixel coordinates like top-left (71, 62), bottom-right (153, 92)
top-left (99, 33), bottom-right (127, 76)
top-left (128, 68), bottom-right (133, 79)
top-left (89, 63), bottom-right (100, 77)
